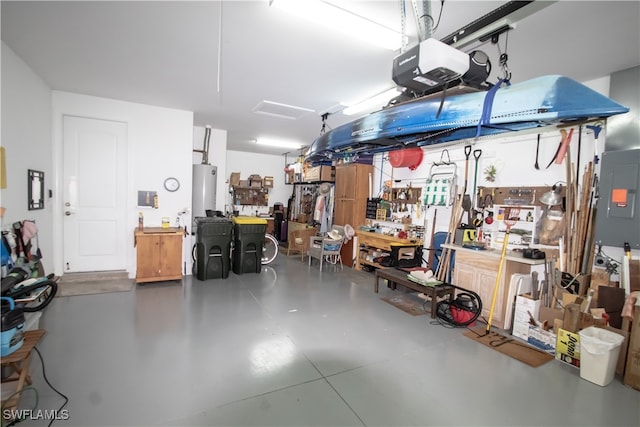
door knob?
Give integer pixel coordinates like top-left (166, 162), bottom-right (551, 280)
top-left (65, 211), bottom-right (73, 216)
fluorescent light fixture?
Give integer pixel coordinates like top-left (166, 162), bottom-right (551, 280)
top-left (255, 138), bottom-right (303, 149)
top-left (271, 0), bottom-right (401, 51)
top-left (342, 87), bottom-right (401, 116)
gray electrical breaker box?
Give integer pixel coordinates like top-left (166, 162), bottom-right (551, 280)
top-left (594, 149), bottom-right (640, 249)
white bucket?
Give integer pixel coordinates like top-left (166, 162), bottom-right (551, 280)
top-left (578, 327), bottom-right (624, 386)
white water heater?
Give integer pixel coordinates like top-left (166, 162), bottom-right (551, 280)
top-left (192, 126), bottom-right (217, 222)
top-left (192, 163), bottom-right (217, 220)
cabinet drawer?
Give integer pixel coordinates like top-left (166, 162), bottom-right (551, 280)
top-left (358, 234), bottom-right (393, 251)
top-left (455, 251), bottom-right (500, 270)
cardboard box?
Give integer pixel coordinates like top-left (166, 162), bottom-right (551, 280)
top-left (263, 176), bottom-right (274, 188)
top-left (230, 172), bottom-right (241, 187)
top-left (304, 165), bottom-right (335, 182)
top-left (539, 306), bottom-right (564, 326)
top-left (630, 260), bottom-right (639, 292)
top-left (249, 174), bottom-right (262, 188)
top-left (528, 325), bottom-right (556, 354)
top-left (624, 304), bottom-right (640, 390)
top-left (556, 328), bottom-right (581, 368)
top-left (513, 294), bottom-right (541, 341)
top-left (605, 325), bottom-right (630, 377)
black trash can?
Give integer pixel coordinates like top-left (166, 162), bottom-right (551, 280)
top-left (232, 217), bottom-right (267, 274)
top-left (273, 211), bottom-right (284, 241)
top-left (193, 217), bottom-right (233, 280)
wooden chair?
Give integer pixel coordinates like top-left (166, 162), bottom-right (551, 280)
top-left (287, 227), bottom-right (317, 260)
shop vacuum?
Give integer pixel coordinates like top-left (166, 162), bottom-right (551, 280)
top-left (1, 296), bottom-right (25, 356)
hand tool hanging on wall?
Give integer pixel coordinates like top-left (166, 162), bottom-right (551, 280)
top-left (472, 148), bottom-right (482, 209)
top-left (575, 125), bottom-right (583, 185)
top-left (586, 123), bottom-right (602, 164)
top-left (462, 145), bottom-right (472, 225)
top-left (555, 127), bottom-right (574, 165)
top-left (534, 134), bottom-right (541, 169)
top-left (545, 129), bottom-right (568, 169)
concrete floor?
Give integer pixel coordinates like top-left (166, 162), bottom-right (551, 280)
top-left (12, 254), bottom-right (640, 426)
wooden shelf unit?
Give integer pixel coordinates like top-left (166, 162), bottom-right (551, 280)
top-left (134, 227), bottom-right (183, 283)
top-left (232, 187), bottom-right (269, 206)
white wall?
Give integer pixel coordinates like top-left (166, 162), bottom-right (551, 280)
top-left (1, 42), bottom-right (54, 274)
top-left (51, 92), bottom-right (194, 277)
top-left (225, 150), bottom-right (291, 215)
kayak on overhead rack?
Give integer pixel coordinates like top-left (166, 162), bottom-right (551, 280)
top-left (304, 75), bottom-right (629, 164)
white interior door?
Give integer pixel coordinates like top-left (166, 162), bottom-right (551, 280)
top-left (63, 116), bottom-right (127, 272)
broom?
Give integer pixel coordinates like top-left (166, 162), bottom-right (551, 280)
top-left (484, 206), bottom-right (520, 335)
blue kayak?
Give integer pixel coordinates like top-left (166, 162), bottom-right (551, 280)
top-left (305, 75), bottom-right (629, 164)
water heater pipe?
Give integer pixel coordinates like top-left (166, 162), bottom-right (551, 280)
top-left (193, 125), bottom-right (212, 164)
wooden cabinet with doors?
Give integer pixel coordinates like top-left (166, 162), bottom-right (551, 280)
top-left (447, 244), bottom-right (543, 330)
top-left (334, 163), bottom-right (373, 267)
top-left (134, 227), bottom-right (183, 283)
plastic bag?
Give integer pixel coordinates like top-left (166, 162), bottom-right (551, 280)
top-left (535, 209), bottom-right (565, 246)
top-left (579, 326), bottom-right (624, 355)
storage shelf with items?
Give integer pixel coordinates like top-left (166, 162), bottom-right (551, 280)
top-left (303, 165), bottom-right (335, 183)
top-left (358, 246), bottom-right (391, 270)
top-left (355, 230), bottom-right (424, 271)
top-left (233, 187), bottom-right (269, 206)
top-left (283, 152), bottom-right (306, 185)
top-left (229, 172), bottom-right (272, 206)
top-left (389, 186), bottom-right (422, 205)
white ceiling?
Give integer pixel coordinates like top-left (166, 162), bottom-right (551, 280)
top-left (2, 1), bottom-right (639, 157)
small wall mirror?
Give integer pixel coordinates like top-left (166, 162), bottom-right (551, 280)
top-left (28, 169), bottom-right (45, 210)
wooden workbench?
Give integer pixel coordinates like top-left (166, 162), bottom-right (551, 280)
top-left (354, 230), bottom-right (423, 271)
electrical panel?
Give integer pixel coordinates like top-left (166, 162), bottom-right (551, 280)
top-left (594, 149), bottom-right (640, 249)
